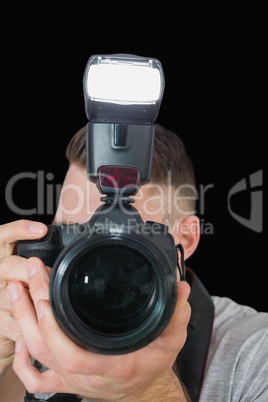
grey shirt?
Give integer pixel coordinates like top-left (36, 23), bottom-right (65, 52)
top-left (200, 296), bottom-right (268, 401)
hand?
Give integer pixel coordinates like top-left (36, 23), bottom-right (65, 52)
top-left (8, 257), bottom-right (191, 401)
top-left (0, 220), bottom-right (47, 376)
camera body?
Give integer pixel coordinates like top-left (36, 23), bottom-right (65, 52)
top-left (18, 201), bottom-right (178, 355)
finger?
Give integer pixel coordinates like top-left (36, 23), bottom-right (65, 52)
top-left (156, 281), bottom-right (191, 349)
top-left (0, 314), bottom-right (21, 341)
top-left (0, 220), bottom-right (47, 257)
top-left (0, 255), bottom-right (29, 286)
top-left (167, 281), bottom-right (191, 328)
top-left (176, 280), bottom-right (191, 308)
top-left (170, 281), bottom-right (191, 329)
top-left (26, 257), bottom-right (51, 307)
top-left (13, 337), bottom-right (65, 395)
top-left (7, 282), bottom-right (53, 368)
top-left (0, 314), bottom-right (21, 367)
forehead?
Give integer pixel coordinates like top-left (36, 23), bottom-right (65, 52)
top-left (54, 164), bottom-right (101, 224)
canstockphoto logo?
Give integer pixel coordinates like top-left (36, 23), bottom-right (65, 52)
top-left (228, 170), bottom-right (263, 233)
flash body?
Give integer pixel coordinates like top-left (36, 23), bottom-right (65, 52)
top-left (17, 201), bottom-right (178, 355)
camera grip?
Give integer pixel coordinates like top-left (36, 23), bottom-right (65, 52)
top-left (17, 226), bottom-right (62, 268)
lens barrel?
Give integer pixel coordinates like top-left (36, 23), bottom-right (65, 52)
top-left (50, 227), bottom-right (177, 355)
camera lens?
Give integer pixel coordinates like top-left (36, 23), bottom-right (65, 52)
top-left (68, 244), bottom-right (156, 333)
top-left (50, 229), bottom-right (177, 355)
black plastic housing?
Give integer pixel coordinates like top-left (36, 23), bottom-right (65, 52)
top-left (86, 122), bottom-right (155, 194)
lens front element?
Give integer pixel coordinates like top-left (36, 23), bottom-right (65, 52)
top-left (69, 244), bottom-right (156, 333)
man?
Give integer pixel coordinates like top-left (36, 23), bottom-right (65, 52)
top-left (0, 124), bottom-right (267, 401)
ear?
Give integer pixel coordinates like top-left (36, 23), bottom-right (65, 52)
top-left (173, 215), bottom-right (200, 260)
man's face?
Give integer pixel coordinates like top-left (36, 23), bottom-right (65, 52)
top-left (54, 164), bottom-right (164, 226)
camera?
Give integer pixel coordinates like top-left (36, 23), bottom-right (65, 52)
top-left (17, 54), bottom-right (181, 355)
top-left (18, 200), bottom-right (178, 354)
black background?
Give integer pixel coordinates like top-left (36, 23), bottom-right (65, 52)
top-left (1, 13), bottom-right (265, 312)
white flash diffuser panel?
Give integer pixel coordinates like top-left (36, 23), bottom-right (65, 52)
top-left (83, 54), bottom-right (165, 124)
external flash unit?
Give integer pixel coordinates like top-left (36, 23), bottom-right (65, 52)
top-left (84, 54), bottom-right (165, 197)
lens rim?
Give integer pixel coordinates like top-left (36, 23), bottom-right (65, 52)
top-left (50, 227), bottom-right (177, 355)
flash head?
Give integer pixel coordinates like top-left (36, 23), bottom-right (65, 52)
top-left (83, 54), bottom-right (165, 124)
top-left (84, 53), bottom-right (165, 197)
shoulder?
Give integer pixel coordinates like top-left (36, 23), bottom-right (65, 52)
top-left (212, 295), bottom-right (268, 336)
top-left (200, 296), bottom-right (268, 402)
